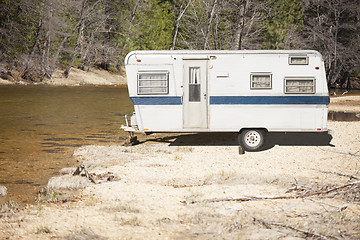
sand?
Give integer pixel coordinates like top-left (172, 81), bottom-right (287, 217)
top-left (43, 68), bottom-right (126, 86)
top-left (0, 67), bottom-right (126, 86)
top-left (1, 125), bottom-right (360, 238)
top-left (330, 95), bottom-right (360, 112)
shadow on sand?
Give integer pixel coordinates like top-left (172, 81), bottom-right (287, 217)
top-left (139, 132), bottom-right (333, 151)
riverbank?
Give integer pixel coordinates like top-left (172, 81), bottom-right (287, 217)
top-left (0, 67), bottom-right (126, 86)
top-left (1, 96), bottom-right (360, 239)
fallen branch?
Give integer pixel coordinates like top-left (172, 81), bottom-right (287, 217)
top-left (73, 164), bottom-right (96, 184)
top-left (304, 197), bottom-right (348, 213)
top-left (254, 217), bottom-right (338, 240)
top-left (316, 147), bottom-right (360, 157)
top-left (313, 169), bottom-right (360, 180)
top-left (322, 180), bottom-right (360, 195)
top-left (182, 180), bottom-right (360, 204)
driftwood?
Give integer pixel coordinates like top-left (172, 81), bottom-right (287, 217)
top-left (305, 197), bottom-right (348, 213)
top-left (181, 180), bottom-right (360, 204)
top-left (314, 169), bottom-right (360, 180)
top-left (316, 147), bottom-right (360, 157)
top-left (254, 217), bottom-right (338, 240)
top-left (72, 164), bottom-right (119, 184)
top-left (73, 164), bottom-right (96, 184)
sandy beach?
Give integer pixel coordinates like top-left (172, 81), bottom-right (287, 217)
top-left (0, 95), bottom-right (360, 239)
top-left (0, 67), bottom-right (127, 86)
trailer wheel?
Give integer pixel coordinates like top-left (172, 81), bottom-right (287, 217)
top-left (238, 129), bottom-right (266, 151)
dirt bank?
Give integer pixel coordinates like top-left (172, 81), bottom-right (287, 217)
top-left (1, 97), bottom-right (360, 239)
top-left (330, 95), bottom-right (360, 112)
top-left (44, 68), bottom-right (126, 86)
top-left (0, 67), bottom-right (126, 86)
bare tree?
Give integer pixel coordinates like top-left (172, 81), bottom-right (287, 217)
top-left (231, 0), bottom-right (248, 50)
top-left (203, 0), bottom-right (218, 50)
top-left (49, 0), bottom-right (102, 78)
top-left (64, 0), bottom-right (88, 78)
top-left (302, 0), bottom-right (360, 86)
top-left (170, 0), bottom-right (192, 50)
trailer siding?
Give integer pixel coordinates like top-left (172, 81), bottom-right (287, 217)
top-left (125, 50), bottom-right (329, 133)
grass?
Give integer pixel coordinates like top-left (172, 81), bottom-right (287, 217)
top-left (100, 203), bottom-right (140, 214)
top-left (154, 217), bottom-right (172, 226)
top-left (65, 227), bottom-right (107, 240)
top-left (225, 215), bottom-right (245, 233)
top-left (176, 146), bottom-right (194, 152)
top-left (36, 188), bottom-right (58, 203)
top-left (204, 169), bottom-right (237, 184)
top-left (0, 199), bottom-right (22, 213)
top-left (114, 216), bottom-right (141, 226)
top-left (36, 187), bottom-right (77, 203)
top-left (35, 225), bottom-right (52, 234)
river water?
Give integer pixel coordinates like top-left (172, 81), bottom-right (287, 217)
top-left (0, 85), bottom-right (133, 203)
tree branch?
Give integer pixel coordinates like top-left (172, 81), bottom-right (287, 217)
top-left (181, 180), bottom-right (360, 204)
top-left (254, 217), bottom-right (339, 240)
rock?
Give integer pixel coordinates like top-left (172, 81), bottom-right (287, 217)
top-left (0, 185), bottom-right (7, 197)
top-left (47, 175), bottom-right (91, 190)
top-left (59, 167), bottom-right (77, 175)
top-left (107, 173), bottom-right (120, 182)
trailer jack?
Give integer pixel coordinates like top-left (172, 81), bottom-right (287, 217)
top-left (121, 114), bottom-right (140, 146)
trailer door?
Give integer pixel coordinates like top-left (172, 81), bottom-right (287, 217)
top-left (183, 60), bottom-right (208, 129)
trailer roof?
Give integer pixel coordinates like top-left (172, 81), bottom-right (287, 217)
top-left (125, 50), bottom-right (322, 64)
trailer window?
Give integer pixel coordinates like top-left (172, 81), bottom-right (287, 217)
top-left (137, 72), bottom-right (169, 95)
top-left (284, 77), bottom-right (315, 94)
top-left (189, 67), bottom-right (200, 102)
top-left (250, 73), bottom-right (272, 89)
top-left (289, 56), bottom-right (308, 65)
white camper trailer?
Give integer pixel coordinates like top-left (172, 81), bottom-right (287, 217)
top-left (122, 50), bottom-right (329, 151)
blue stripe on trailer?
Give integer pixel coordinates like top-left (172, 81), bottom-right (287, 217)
top-left (130, 96), bottom-right (329, 105)
top-left (130, 96), bottom-right (182, 105)
top-left (210, 96), bottom-right (329, 105)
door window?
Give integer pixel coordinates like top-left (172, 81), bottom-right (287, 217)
top-left (189, 67), bottom-right (200, 102)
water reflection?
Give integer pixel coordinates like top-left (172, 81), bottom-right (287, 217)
top-left (0, 85), bottom-right (133, 203)
top-left (328, 111), bottom-right (360, 121)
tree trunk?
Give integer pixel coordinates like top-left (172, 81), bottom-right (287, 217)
top-left (22, 19), bottom-right (43, 80)
top-left (204, 0), bottom-right (218, 50)
top-left (130, 0), bottom-right (142, 26)
top-left (49, 0), bottom-right (102, 77)
top-left (79, 23), bottom-right (101, 71)
top-left (171, 0), bottom-right (191, 50)
top-left (64, 20), bottom-right (85, 78)
top-left (120, 0), bottom-right (142, 56)
top-left (231, 0), bottom-right (247, 50)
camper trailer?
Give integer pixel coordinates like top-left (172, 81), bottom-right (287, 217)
top-left (122, 50), bottom-right (329, 151)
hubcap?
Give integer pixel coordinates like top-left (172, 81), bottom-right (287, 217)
top-left (244, 131), bottom-right (261, 147)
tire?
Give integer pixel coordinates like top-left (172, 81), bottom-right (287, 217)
top-left (238, 129), bottom-right (266, 152)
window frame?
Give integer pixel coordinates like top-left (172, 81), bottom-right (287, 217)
top-left (137, 71), bottom-right (169, 95)
top-left (284, 77), bottom-right (316, 94)
top-left (288, 55), bottom-right (309, 65)
top-left (250, 72), bottom-right (272, 90)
